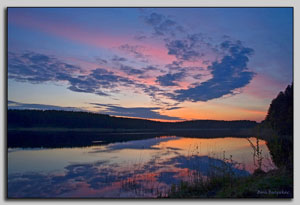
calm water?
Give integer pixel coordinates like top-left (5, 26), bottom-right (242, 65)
top-left (8, 135), bottom-right (276, 198)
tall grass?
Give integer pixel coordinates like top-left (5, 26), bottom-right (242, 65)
top-left (167, 150), bottom-right (249, 198)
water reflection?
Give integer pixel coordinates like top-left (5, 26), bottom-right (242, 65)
top-left (8, 136), bottom-right (276, 198)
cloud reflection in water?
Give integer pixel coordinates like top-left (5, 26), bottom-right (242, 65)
top-left (8, 136), bottom-right (275, 198)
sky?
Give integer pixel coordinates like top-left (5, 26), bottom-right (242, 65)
top-left (7, 8), bottom-right (293, 122)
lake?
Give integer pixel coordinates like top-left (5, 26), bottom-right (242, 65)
top-left (7, 134), bottom-right (276, 198)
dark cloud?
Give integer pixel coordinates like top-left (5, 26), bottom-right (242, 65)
top-left (135, 84), bottom-right (173, 106)
top-left (142, 65), bottom-right (159, 71)
top-left (134, 34), bottom-right (147, 41)
top-left (164, 61), bottom-right (187, 73)
top-left (8, 51), bottom-right (82, 83)
top-left (144, 12), bottom-right (163, 26)
top-left (95, 57), bottom-right (108, 65)
top-left (8, 100), bottom-right (84, 111)
top-left (119, 64), bottom-right (145, 75)
top-left (8, 51), bottom-right (143, 96)
top-left (8, 51), bottom-right (170, 105)
top-left (91, 103), bottom-right (182, 120)
top-left (169, 41), bottom-right (255, 102)
top-left (66, 75), bottom-right (109, 96)
top-left (156, 72), bottom-right (185, 86)
top-left (143, 12), bottom-right (183, 37)
top-left (143, 13), bottom-right (213, 62)
top-left (165, 106), bottom-right (181, 111)
top-left (137, 66), bottom-right (162, 79)
top-left (140, 12), bottom-right (256, 102)
top-left (193, 74), bottom-right (204, 80)
top-left (111, 55), bottom-right (127, 62)
top-left (119, 44), bottom-right (149, 62)
top-left (166, 39), bottom-right (204, 61)
top-left (165, 33), bottom-right (216, 62)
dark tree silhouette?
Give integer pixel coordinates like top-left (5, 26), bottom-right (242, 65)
top-left (260, 83), bottom-right (293, 171)
top-left (264, 83), bottom-right (293, 136)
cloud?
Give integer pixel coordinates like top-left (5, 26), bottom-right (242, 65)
top-left (142, 65), bottom-right (159, 71)
top-left (165, 106), bottom-right (181, 110)
top-left (111, 55), bottom-right (127, 62)
top-left (144, 12), bottom-right (163, 26)
top-left (143, 12), bottom-right (183, 36)
top-left (8, 51), bottom-right (82, 83)
top-left (164, 32), bottom-right (219, 63)
top-left (156, 72), bottom-right (185, 86)
top-left (134, 33), bottom-right (147, 41)
top-left (8, 51), bottom-right (171, 106)
top-left (8, 100), bottom-right (84, 111)
top-left (166, 38), bottom-right (204, 61)
top-left (119, 64), bottom-right (145, 75)
top-left (135, 84), bottom-right (175, 106)
top-left (8, 51), bottom-right (143, 96)
top-left (119, 44), bottom-right (149, 62)
top-left (141, 12), bottom-right (256, 102)
top-left (169, 40), bottom-right (255, 102)
top-left (142, 13), bottom-right (214, 63)
top-left (63, 68), bottom-right (130, 96)
top-left (91, 103), bottom-right (182, 120)
top-left (95, 57), bottom-right (108, 65)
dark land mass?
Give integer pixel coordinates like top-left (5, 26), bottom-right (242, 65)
top-left (7, 109), bottom-right (257, 130)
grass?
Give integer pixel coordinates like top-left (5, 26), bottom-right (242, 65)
top-left (216, 168), bottom-right (293, 198)
top-left (167, 168), bottom-right (292, 198)
top-left (166, 166), bottom-right (292, 198)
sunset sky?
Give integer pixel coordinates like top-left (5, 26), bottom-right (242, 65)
top-left (7, 8), bottom-right (293, 122)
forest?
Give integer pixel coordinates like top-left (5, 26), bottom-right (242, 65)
top-left (7, 109), bottom-right (257, 130)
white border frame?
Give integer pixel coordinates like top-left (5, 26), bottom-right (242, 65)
top-left (1, 1), bottom-right (298, 204)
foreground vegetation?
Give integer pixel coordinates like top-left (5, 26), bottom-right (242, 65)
top-left (167, 168), bottom-right (292, 198)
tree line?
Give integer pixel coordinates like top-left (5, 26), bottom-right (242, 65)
top-left (7, 109), bottom-right (257, 130)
